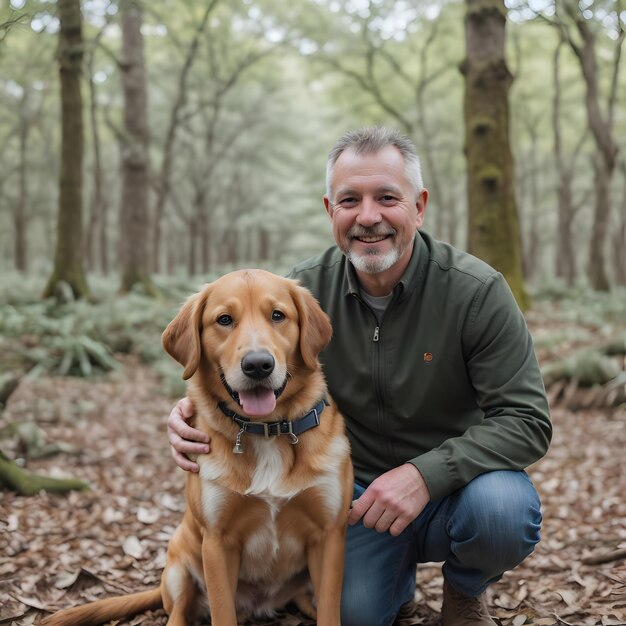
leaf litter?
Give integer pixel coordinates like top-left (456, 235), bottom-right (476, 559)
top-left (0, 343), bottom-right (625, 626)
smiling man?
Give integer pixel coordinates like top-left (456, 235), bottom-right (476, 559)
top-left (167, 127), bottom-right (552, 626)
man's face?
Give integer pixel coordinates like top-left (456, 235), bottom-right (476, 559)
top-left (324, 146), bottom-right (427, 275)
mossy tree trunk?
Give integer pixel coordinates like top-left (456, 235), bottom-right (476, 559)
top-left (0, 450), bottom-right (89, 496)
top-left (43, 0), bottom-right (90, 300)
top-left (462, 0), bottom-right (528, 311)
top-left (0, 376), bottom-right (89, 497)
top-left (118, 0), bottom-right (158, 297)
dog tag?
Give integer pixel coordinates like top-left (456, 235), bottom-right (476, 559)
top-left (233, 429), bottom-right (245, 454)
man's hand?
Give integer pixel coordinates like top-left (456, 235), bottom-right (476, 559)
top-left (167, 397), bottom-right (210, 473)
top-left (348, 464), bottom-right (430, 536)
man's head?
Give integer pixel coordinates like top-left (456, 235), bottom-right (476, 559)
top-left (323, 127), bottom-right (428, 287)
top-left (325, 127), bottom-right (424, 198)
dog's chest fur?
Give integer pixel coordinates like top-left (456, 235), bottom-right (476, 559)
top-left (197, 434), bottom-right (348, 585)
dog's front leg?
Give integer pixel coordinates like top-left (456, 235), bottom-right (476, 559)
top-left (307, 525), bottom-right (346, 626)
top-left (201, 532), bottom-right (240, 626)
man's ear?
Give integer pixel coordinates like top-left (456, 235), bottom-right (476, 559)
top-left (289, 281), bottom-right (333, 370)
top-left (323, 195), bottom-right (333, 220)
top-left (162, 285), bottom-right (211, 380)
top-left (415, 188), bottom-right (428, 229)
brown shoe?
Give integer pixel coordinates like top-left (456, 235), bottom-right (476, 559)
top-left (393, 598), bottom-right (417, 624)
top-left (441, 578), bottom-right (496, 625)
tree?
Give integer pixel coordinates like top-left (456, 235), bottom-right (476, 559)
top-left (549, 0), bottom-right (624, 290)
top-left (462, 0), bottom-right (528, 309)
top-left (85, 24), bottom-right (111, 275)
top-left (552, 38), bottom-right (587, 285)
top-left (118, 0), bottom-right (157, 295)
top-left (150, 0), bottom-right (219, 273)
top-left (43, 0), bottom-right (90, 299)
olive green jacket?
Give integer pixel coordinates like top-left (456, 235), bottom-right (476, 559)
top-left (289, 231), bottom-right (552, 500)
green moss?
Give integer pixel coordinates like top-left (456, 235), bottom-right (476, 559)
top-left (478, 164), bottom-right (503, 188)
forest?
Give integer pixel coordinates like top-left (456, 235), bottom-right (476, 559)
top-left (0, 0), bottom-right (625, 625)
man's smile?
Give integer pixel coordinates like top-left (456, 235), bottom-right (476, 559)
top-left (354, 235), bottom-right (391, 244)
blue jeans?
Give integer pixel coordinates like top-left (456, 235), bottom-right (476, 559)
top-left (340, 470), bottom-right (542, 626)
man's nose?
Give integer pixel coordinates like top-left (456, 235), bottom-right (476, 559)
top-left (356, 197), bottom-right (382, 226)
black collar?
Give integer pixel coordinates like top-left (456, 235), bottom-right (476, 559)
top-left (217, 399), bottom-right (326, 452)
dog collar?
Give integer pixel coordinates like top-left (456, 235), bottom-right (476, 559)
top-left (217, 400), bottom-right (326, 454)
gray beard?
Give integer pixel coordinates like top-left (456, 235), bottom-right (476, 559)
top-left (347, 247), bottom-right (401, 274)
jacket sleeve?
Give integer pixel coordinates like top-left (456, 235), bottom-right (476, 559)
top-left (409, 272), bottom-right (552, 501)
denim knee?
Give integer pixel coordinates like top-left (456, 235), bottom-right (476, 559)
top-left (449, 471), bottom-right (542, 574)
top-left (341, 558), bottom-right (413, 626)
top-left (341, 595), bottom-right (395, 626)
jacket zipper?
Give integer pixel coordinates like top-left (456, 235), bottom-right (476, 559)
top-left (373, 326), bottom-right (380, 342)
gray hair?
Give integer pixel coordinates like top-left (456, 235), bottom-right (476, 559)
top-left (325, 126), bottom-right (424, 198)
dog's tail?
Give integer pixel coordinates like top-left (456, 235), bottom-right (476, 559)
top-left (41, 587), bottom-right (162, 626)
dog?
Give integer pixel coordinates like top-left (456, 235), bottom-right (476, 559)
top-left (42, 269), bottom-right (353, 626)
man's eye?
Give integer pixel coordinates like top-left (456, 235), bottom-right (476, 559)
top-left (339, 197), bottom-right (358, 206)
top-left (217, 314), bottom-right (233, 326)
top-left (271, 310), bottom-right (285, 322)
top-left (380, 195), bottom-right (396, 203)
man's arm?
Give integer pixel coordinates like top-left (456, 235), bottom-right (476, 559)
top-left (409, 272), bottom-right (552, 501)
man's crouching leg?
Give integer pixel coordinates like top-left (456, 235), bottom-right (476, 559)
top-left (440, 470), bottom-right (542, 596)
top-left (421, 470), bottom-right (542, 626)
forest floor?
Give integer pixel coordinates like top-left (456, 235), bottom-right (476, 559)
top-left (1, 323), bottom-right (625, 626)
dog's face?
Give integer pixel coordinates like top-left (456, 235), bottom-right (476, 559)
top-left (162, 270), bottom-right (332, 417)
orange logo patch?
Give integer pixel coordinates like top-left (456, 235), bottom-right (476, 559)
top-left (423, 352), bottom-right (433, 362)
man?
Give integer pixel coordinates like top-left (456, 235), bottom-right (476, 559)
top-left (167, 127), bottom-right (552, 626)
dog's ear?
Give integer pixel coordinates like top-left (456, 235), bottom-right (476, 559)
top-left (162, 286), bottom-right (211, 380)
top-left (290, 282), bottom-right (333, 370)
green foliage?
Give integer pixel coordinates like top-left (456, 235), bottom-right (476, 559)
top-left (532, 284), bottom-right (626, 331)
top-left (0, 272), bottom-right (189, 380)
top-left (542, 350), bottom-right (620, 388)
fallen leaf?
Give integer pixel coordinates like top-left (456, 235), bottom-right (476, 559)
top-left (122, 536), bottom-right (144, 560)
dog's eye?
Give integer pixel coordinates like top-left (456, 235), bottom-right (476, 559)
top-left (271, 310), bottom-right (285, 322)
top-left (217, 314), bottom-right (233, 326)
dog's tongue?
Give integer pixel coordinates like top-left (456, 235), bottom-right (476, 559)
top-left (238, 387), bottom-right (276, 416)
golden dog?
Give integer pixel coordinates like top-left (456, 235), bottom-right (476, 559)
top-left (43, 270), bottom-right (353, 626)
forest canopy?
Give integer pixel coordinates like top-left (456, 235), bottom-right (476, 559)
top-left (0, 0), bottom-right (624, 293)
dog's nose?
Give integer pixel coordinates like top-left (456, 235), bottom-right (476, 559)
top-left (241, 351), bottom-right (275, 380)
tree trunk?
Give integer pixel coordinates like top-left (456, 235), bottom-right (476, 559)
top-left (259, 227), bottom-right (270, 262)
top-left (613, 167), bottom-right (626, 285)
top-left (43, 0), bottom-right (90, 300)
top-left (556, 179), bottom-right (576, 285)
top-left (588, 152), bottom-right (612, 291)
top-left (118, 1), bottom-right (157, 296)
top-left (0, 450), bottom-right (89, 496)
top-left (152, 1), bottom-right (219, 273)
top-left (561, 3), bottom-right (621, 291)
top-left (200, 212), bottom-right (210, 274)
top-left (462, 0), bottom-right (528, 310)
top-left (15, 104), bottom-right (28, 271)
top-left (187, 214), bottom-right (198, 276)
top-left (85, 36), bottom-right (108, 275)
top-left (553, 40), bottom-right (577, 285)
top-left (0, 378), bottom-right (89, 497)
top-left (520, 120), bottom-right (541, 282)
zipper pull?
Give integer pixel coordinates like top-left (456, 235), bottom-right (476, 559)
top-left (373, 326), bottom-right (380, 342)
